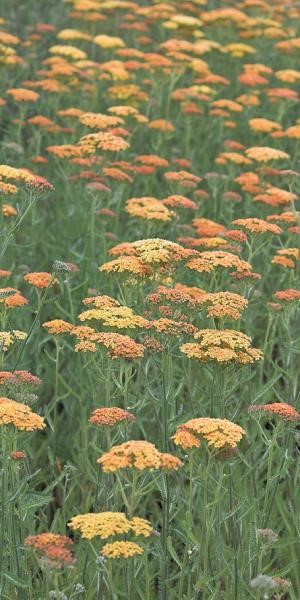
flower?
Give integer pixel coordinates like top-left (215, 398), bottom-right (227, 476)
top-left (187, 251), bottom-right (251, 275)
top-left (25, 533), bottom-right (74, 567)
top-left (43, 319), bottom-right (73, 334)
top-left (0, 397), bottom-right (45, 430)
top-left (125, 197), bottom-right (174, 222)
top-left (245, 147), bottom-right (290, 162)
top-left (89, 407), bottom-right (136, 427)
top-left (180, 329), bottom-right (262, 364)
top-left (0, 330), bottom-right (27, 351)
top-left (249, 403), bottom-right (300, 422)
top-left (97, 440), bottom-right (183, 473)
top-left (102, 541), bottom-right (143, 559)
top-left (172, 417), bottom-right (246, 449)
top-left (11, 450), bottom-right (26, 460)
top-left (274, 289), bottom-right (300, 302)
top-left (0, 370), bottom-right (42, 387)
top-left (68, 512), bottom-right (153, 540)
top-left (90, 332), bottom-right (145, 359)
top-left (0, 288), bottom-right (28, 308)
top-left (232, 218), bottom-right (282, 235)
top-left (7, 88), bottom-right (39, 102)
top-left (99, 256), bottom-right (151, 277)
top-left (24, 272), bottom-right (57, 289)
top-left (78, 306), bottom-right (148, 330)
top-left (271, 248), bottom-right (299, 269)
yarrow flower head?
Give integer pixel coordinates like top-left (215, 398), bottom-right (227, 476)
top-left (101, 541), bottom-right (143, 559)
top-left (97, 440), bottom-right (183, 473)
top-left (249, 403), bottom-right (300, 422)
top-left (68, 512), bottom-right (153, 540)
top-left (89, 407), bottom-right (136, 427)
top-left (180, 329), bottom-right (263, 364)
top-left (172, 417), bottom-right (246, 450)
top-left (0, 397), bottom-right (45, 430)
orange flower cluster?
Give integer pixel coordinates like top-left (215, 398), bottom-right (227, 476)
top-left (0, 397), bottom-right (45, 430)
top-left (172, 417), bottom-right (246, 450)
top-left (187, 251), bottom-right (251, 275)
top-left (97, 440), bottom-right (183, 473)
top-left (0, 287), bottom-right (28, 308)
top-left (89, 407), bottom-right (135, 427)
top-left (249, 403), bottom-right (300, 422)
top-left (271, 248), bottom-right (300, 269)
top-left (24, 272), bottom-right (57, 289)
top-left (232, 218), bottom-right (282, 235)
top-left (25, 533), bottom-right (74, 567)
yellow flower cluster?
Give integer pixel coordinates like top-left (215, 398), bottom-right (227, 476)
top-left (181, 329), bottom-right (263, 364)
top-left (172, 417), bottom-right (246, 450)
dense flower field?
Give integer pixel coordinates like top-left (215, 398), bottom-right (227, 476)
top-left (0, 0), bottom-right (299, 598)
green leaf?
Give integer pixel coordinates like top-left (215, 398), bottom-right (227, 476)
top-left (167, 536), bottom-right (182, 569)
top-left (3, 573), bottom-right (29, 589)
top-left (22, 492), bottom-right (52, 511)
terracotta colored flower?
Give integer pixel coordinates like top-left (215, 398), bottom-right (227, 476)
top-left (249, 403), bottom-right (300, 422)
top-left (24, 272), bottom-right (57, 289)
top-left (89, 407), bottom-right (135, 427)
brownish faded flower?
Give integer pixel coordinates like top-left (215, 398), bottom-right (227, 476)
top-left (232, 218), bottom-right (282, 235)
top-left (125, 197), bottom-right (173, 222)
top-left (97, 440), bottom-right (183, 473)
top-left (11, 450), bottom-right (26, 460)
top-left (187, 251), bottom-right (251, 275)
top-left (43, 319), bottom-right (73, 334)
top-left (24, 272), bottom-right (57, 289)
top-left (249, 403), bottom-right (300, 422)
top-left (180, 329), bottom-right (262, 364)
top-left (89, 407), bottom-right (135, 427)
top-left (148, 318), bottom-right (198, 337)
top-left (142, 336), bottom-right (163, 352)
top-left (163, 195), bottom-right (197, 209)
top-left (172, 417), bottom-right (246, 450)
top-left (0, 397), bottom-right (45, 431)
top-left (0, 370), bottom-right (42, 387)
